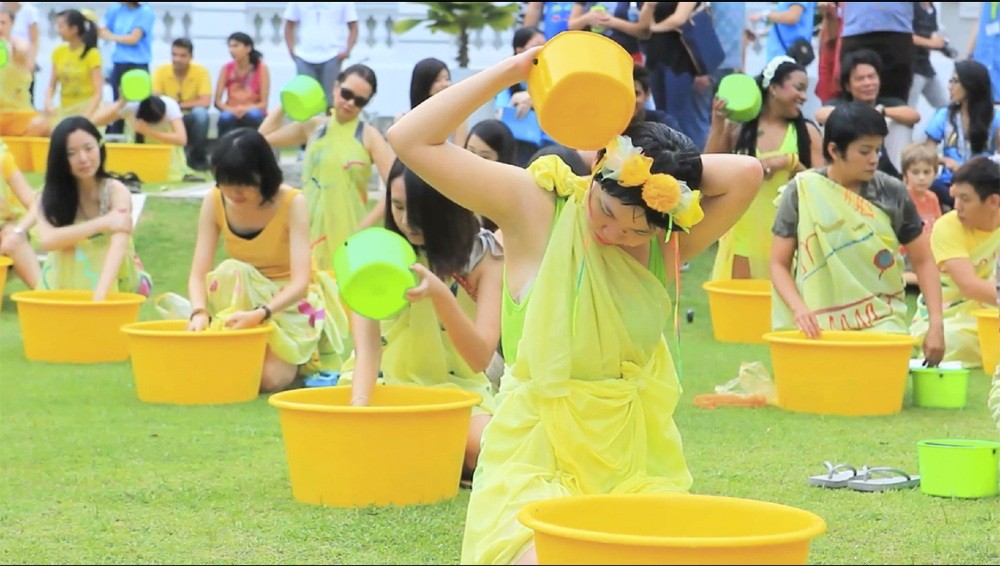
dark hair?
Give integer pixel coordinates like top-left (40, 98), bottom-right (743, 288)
top-left (384, 159), bottom-right (481, 277)
top-left (951, 156), bottom-right (1000, 201)
top-left (172, 37), bottom-right (194, 55)
top-left (210, 128), bottom-right (283, 203)
top-left (595, 122), bottom-right (704, 231)
top-left (822, 101), bottom-right (888, 160)
top-left (735, 60), bottom-right (815, 168)
top-left (42, 117), bottom-right (110, 227)
top-left (465, 119), bottom-right (517, 165)
top-left (409, 57), bottom-right (449, 109)
top-left (633, 64), bottom-right (651, 93)
top-left (511, 26), bottom-right (543, 53)
top-left (57, 10), bottom-right (98, 59)
top-left (839, 49), bottom-right (883, 101)
top-left (228, 32), bottom-right (262, 69)
top-left (528, 144), bottom-right (591, 177)
top-left (950, 60), bottom-right (995, 155)
top-left (136, 95), bottom-right (167, 123)
top-left (338, 63), bottom-right (378, 96)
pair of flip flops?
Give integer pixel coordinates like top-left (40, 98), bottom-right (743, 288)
top-left (808, 461), bottom-right (921, 491)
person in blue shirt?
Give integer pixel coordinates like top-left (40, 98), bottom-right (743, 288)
top-left (749, 2), bottom-right (816, 65)
top-left (523, 2), bottom-right (576, 40)
top-left (967, 0), bottom-right (1000, 104)
top-left (99, 2), bottom-right (155, 136)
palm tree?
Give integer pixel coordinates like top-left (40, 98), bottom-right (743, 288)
top-left (394, 2), bottom-right (520, 69)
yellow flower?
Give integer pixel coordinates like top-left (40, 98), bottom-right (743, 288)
top-left (619, 154), bottom-right (654, 187)
top-left (641, 173), bottom-right (681, 213)
top-left (673, 190), bottom-right (705, 229)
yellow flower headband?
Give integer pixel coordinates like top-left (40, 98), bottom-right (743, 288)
top-left (595, 135), bottom-right (704, 232)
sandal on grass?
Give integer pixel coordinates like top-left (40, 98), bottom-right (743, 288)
top-left (303, 370), bottom-right (340, 388)
top-left (847, 466), bottom-right (920, 492)
top-left (807, 461), bottom-right (862, 488)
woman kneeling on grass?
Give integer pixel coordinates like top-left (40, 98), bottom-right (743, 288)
top-left (36, 117), bottom-right (151, 300)
top-left (185, 128), bottom-right (351, 393)
top-left (0, 142), bottom-right (41, 289)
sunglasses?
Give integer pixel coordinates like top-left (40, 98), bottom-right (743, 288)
top-left (340, 87), bottom-right (370, 108)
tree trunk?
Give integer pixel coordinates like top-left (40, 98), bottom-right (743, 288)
top-left (458, 28), bottom-right (470, 68)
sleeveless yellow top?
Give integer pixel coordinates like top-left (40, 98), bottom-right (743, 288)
top-left (214, 187), bottom-right (299, 281)
top-left (0, 45), bottom-right (33, 110)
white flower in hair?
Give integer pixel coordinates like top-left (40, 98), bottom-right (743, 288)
top-left (599, 135), bottom-right (643, 181)
top-left (762, 55), bottom-right (797, 88)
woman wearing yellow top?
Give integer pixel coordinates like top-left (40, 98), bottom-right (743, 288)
top-left (26, 9), bottom-right (103, 137)
top-left (0, 142), bottom-right (40, 288)
top-left (705, 56), bottom-right (824, 280)
top-left (0, 7), bottom-right (39, 136)
top-left (186, 129), bottom-right (351, 393)
top-left (388, 46), bottom-right (763, 565)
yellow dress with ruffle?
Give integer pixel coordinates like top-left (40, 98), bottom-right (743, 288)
top-left (206, 187), bottom-right (351, 372)
top-left (461, 156), bottom-right (693, 565)
top-left (338, 231), bottom-right (502, 416)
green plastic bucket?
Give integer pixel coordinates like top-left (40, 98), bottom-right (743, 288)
top-left (120, 69), bottom-right (152, 102)
top-left (332, 227), bottom-right (417, 320)
top-left (917, 439), bottom-right (1000, 499)
top-left (910, 367), bottom-right (969, 409)
top-left (717, 73), bottom-right (762, 123)
top-left (281, 75), bottom-right (328, 122)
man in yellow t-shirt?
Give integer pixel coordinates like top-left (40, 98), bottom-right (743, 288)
top-left (914, 156), bottom-right (1000, 367)
top-left (152, 38), bottom-right (212, 171)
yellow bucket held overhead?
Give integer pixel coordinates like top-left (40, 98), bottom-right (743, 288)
top-left (518, 493), bottom-right (827, 565)
top-left (528, 31), bottom-right (635, 151)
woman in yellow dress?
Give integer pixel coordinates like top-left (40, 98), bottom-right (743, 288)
top-left (36, 117), bottom-right (151, 300)
top-left (259, 64), bottom-right (395, 271)
top-left (26, 9), bottom-right (103, 137)
top-left (186, 129), bottom-right (351, 393)
top-left (0, 141), bottom-right (40, 288)
top-left (0, 7), bottom-right (39, 136)
top-left (388, 46), bottom-right (763, 565)
top-left (705, 56), bottom-right (824, 280)
top-left (340, 158), bottom-right (502, 478)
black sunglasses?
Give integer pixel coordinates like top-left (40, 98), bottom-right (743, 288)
top-left (340, 87), bottom-right (370, 108)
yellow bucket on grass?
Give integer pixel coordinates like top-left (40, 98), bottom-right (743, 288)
top-left (268, 385), bottom-right (480, 508)
top-left (763, 330), bottom-right (917, 416)
top-left (27, 136), bottom-right (50, 172)
top-left (105, 142), bottom-right (173, 183)
top-left (972, 308), bottom-right (999, 373)
top-left (518, 493), bottom-right (827, 565)
top-left (12, 290), bottom-right (145, 363)
top-left (0, 255), bottom-right (12, 308)
top-left (527, 31), bottom-right (635, 151)
top-left (0, 136), bottom-right (34, 171)
top-left (702, 279), bottom-right (772, 344)
top-left (122, 320), bottom-right (274, 405)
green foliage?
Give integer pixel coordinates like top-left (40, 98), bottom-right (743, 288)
top-left (393, 2), bottom-right (520, 68)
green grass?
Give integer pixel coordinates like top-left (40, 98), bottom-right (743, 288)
top-left (1, 196), bottom-right (998, 564)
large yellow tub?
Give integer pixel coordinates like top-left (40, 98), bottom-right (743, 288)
top-left (518, 493), bottom-right (827, 565)
top-left (763, 330), bottom-right (917, 416)
top-left (268, 385), bottom-right (480, 508)
top-left (27, 136), bottom-right (49, 172)
top-left (0, 255), bottom-right (12, 308)
top-left (0, 136), bottom-right (36, 171)
top-left (105, 142), bottom-right (173, 183)
top-left (122, 320), bottom-right (273, 404)
top-left (12, 290), bottom-right (146, 363)
top-left (702, 279), bottom-right (772, 344)
top-left (972, 309), bottom-right (999, 373)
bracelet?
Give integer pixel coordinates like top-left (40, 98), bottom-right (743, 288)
top-left (189, 308), bottom-right (208, 321)
top-left (258, 304), bottom-right (272, 321)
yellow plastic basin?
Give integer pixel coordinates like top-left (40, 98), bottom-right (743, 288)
top-left (763, 330), bottom-right (917, 416)
top-left (12, 290), bottom-right (146, 363)
top-left (0, 255), bottom-right (12, 308)
top-left (268, 385), bottom-right (480, 508)
top-left (122, 320), bottom-right (274, 404)
top-left (972, 308), bottom-right (999, 373)
top-left (105, 142), bottom-right (173, 183)
top-left (1, 135), bottom-right (35, 171)
top-left (702, 279), bottom-right (772, 344)
top-left (518, 493), bottom-right (827, 565)
top-left (27, 136), bottom-right (49, 172)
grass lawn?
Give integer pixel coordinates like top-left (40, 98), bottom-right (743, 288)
top-left (1, 189), bottom-right (998, 564)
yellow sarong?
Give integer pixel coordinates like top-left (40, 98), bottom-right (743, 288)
top-left (461, 156), bottom-right (692, 565)
top-left (772, 170), bottom-right (908, 334)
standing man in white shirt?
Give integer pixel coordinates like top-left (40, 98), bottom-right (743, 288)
top-left (3, 2), bottom-right (39, 105)
top-left (283, 2), bottom-right (359, 109)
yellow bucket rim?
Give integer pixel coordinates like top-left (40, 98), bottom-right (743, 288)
top-left (763, 330), bottom-right (918, 347)
top-left (970, 308), bottom-right (999, 320)
top-left (267, 386), bottom-right (481, 414)
top-left (701, 279), bottom-right (771, 296)
top-left (518, 493), bottom-right (827, 549)
top-left (121, 320), bottom-right (275, 337)
top-left (11, 290), bottom-right (147, 306)
top-left (0, 255), bottom-right (12, 267)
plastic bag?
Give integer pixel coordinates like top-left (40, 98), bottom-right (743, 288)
top-left (714, 361), bottom-right (777, 405)
top-left (153, 292), bottom-right (192, 320)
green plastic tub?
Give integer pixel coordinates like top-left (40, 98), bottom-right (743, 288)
top-left (917, 439), bottom-right (1000, 499)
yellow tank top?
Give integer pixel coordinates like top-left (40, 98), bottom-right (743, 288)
top-left (0, 44), bottom-right (33, 110)
top-left (214, 187), bottom-right (299, 281)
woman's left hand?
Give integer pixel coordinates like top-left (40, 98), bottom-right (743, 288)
top-left (922, 323), bottom-right (946, 368)
top-left (405, 264), bottom-right (446, 303)
top-left (225, 309), bottom-right (267, 330)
